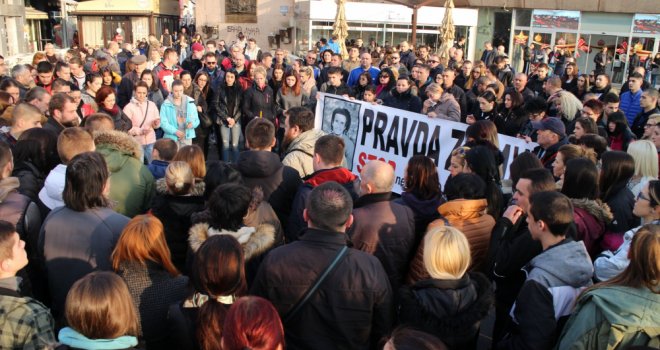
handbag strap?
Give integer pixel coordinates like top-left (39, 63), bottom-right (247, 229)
top-left (283, 245), bottom-right (349, 324)
top-left (139, 102), bottom-right (150, 128)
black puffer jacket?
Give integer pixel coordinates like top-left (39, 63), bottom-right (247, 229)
top-left (12, 161), bottom-right (45, 203)
top-left (235, 150), bottom-right (302, 230)
top-left (382, 88), bottom-right (423, 113)
top-left (398, 272), bottom-right (494, 350)
top-left (241, 83), bottom-right (277, 125)
top-left (149, 180), bottom-right (206, 274)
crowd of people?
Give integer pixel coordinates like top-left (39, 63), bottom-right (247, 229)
top-left (0, 25), bottom-right (658, 350)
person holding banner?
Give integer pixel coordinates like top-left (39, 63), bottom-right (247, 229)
top-left (382, 77), bottom-right (422, 113)
top-left (421, 83), bottom-right (460, 122)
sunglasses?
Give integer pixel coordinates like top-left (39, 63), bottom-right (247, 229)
top-left (206, 61), bottom-right (217, 65)
top-left (427, 60), bottom-right (439, 63)
top-left (637, 192), bottom-right (651, 202)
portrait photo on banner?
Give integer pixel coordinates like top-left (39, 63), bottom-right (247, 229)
top-left (321, 96), bottom-right (361, 169)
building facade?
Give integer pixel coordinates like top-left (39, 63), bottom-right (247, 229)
top-left (0, 0), bottom-right (26, 56)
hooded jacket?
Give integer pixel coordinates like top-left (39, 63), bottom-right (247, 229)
top-left (394, 192), bottom-right (442, 242)
top-left (398, 273), bottom-right (494, 349)
top-left (427, 93), bottom-right (461, 122)
top-left (149, 179), bottom-right (205, 272)
top-left (408, 199), bottom-right (496, 283)
top-left (235, 150), bottom-right (302, 230)
top-left (556, 286), bottom-right (660, 350)
top-left (497, 239), bottom-right (593, 350)
top-left (241, 83), bottom-right (277, 124)
top-left (282, 128), bottom-right (326, 178)
top-left (571, 198), bottom-right (613, 258)
top-left (94, 130), bottom-right (155, 217)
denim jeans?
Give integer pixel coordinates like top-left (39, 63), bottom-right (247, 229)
top-left (220, 124), bottom-right (241, 162)
top-left (143, 143), bottom-right (154, 164)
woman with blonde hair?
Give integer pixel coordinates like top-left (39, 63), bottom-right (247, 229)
top-left (111, 215), bottom-right (188, 349)
top-left (627, 140), bottom-right (659, 197)
top-left (554, 90), bottom-right (582, 134)
top-left (57, 272), bottom-right (140, 349)
top-left (398, 225), bottom-right (493, 349)
top-left (150, 161), bottom-right (205, 272)
top-left (558, 224), bottom-right (660, 349)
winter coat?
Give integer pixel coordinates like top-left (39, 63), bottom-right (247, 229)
top-left (426, 93), bottom-right (460, 122)
top-left (39, 206), bottom-right (129, 318)
top-left (408, 199), bottom-right (495, 283)
top-left (160, 95), bottom-right (200, 141)
top-left (149, 180), bottom-right (205, 273)
top-left (497, 239), bottom-right (593, 350)
top-left (445, 85), bottom-right (468, 119)
top-left (117, 261), bottom-right (188, 350)
top-left (117, 70), bottom-right (141, 108)
top-left (282, 128), bottom-right (326, 178)
top-left (556, 286), bottom-right (660, 350)
top-left (94, 130), bottom-right (155, 217)
top-left (250, 228), bottom-right (393, 350)
top-left (604, 186), bottom-right (640, 249)
top-left (394, 192), bottom-right (443, 243)
top-left (533, 136), bottom-right (569, 172)
top-left (12, 160), bottom-right (45, 203)
top-left (398, 273), bottom-right (494, 349)
top-left (286, 167), bottom-right (359, 242)
top-left (571, 198), bottom-right (613, 259)
top-left (241, 84), bottom-right (277, 125)
top-left (99, 106), bottom-right (133, 133)
top-left (619, 89), bottom-right (643, 125)
top-left (349, 192), bottom-right (416, 292)
top-left (189, 222), bottom-right (277, 287)
top-left (0, 285), bottom-right (56, 350)
top-left (276, 89), bottom-right (310, 117)
top-left (235, 150), bottom-right (302, 231)
top-left (148, 90), bottom-right (164, 110)
top-left (320, 82), bottom-right (351, 96)
top-left (497, 108), bottom-right (527, 137)
top-left (123, 98), bottom-right (160, 145)
top-left (152, 61), bottom-right (183, 96)
top-left (383, 88), bottom-right (423, 113)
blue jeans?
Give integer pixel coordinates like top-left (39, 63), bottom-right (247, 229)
top-left (220, 124), bottom-right (241, 162)
top-left (143, 143), bottom-right (154, 164)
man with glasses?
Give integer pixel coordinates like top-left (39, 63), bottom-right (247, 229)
top-left (200, 52), bottom-right (225, 92)
top-left (427, 54), bottom-right (443, 78)
top-left (388, 52), bottom-right (408, 78)
top-left (304, 50), bottom-right (321, 80)
top-left (630, 88), bottom-right (659, 139)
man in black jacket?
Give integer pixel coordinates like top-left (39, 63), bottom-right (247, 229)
top-left (630, 88), bottom-right (659, 139)
top-left (349, 160), bottom-right (415, 293)
top-left (532, 117), bottom-right (568, 172)
top-left (251, 181), bottom-right (393, 350)
top-left (235, 118), bottom-right (302, 231)
top-left (487, 168), bottom-right (555, 342)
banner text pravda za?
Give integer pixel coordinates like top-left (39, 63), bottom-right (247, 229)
top-left (313, 93), bottom-right (538, 194)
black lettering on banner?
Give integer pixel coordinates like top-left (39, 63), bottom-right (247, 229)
top-left (413, 121), bottom-right (429, 155)
top-left (361, 109), bottom-right (375, 145)
top-left (427, 125), bottom-right (441, 164)
top-left (501, 145), bottom-right (520, 179)
top-left (401, 118), bottom-right (418, 157)
top-left (444, 129), bottom-right (466, 170)
top-left (386, 115), bottom-right (400, 155)
top-left (373, 112), bottom-right (388, 151)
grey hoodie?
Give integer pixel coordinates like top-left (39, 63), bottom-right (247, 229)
top-left (525, 239), bottom-right (593, 289)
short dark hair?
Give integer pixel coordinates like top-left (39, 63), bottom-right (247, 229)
top-left (246, 118), bottom-right (275, 149)
top-left (171, 79), bottom-right (184, 89)
top-left (314, 135), bottom-right (344, 166)
top-left (519, 168), bottom-right (556, 195)
top-left (36, 61), bottom-right (53, 74)
top-left (306, 181), bottom-right (353, 231)
top-left (49, 92), bottom-right (74, 117)
top-left (84, 113), bottom-right (114, 131)
top-left (286, 107), bottom-right (314, 132)
top-left (602, 92), bottom-right (620, 104)
top-left (576, 134), bottom-right (608, 160)
top-left (331, 108), bottom-right (351, 134)
top-left (0, 220), bottom-right (17, 262)
top-left (327, 66), bottom-right (343, 76)
top-left (444, 173), bottom-right (486, 201)
top-left (52, 78), bottom-right (71, 92)
top-left (135, 81), bottom-right (149, 91)
top-left (529, 191), bottom-right (574, 236)
top-left (629, 72), bottom-right (644, 80)
top-left (208, 184), bottom-right (252, 231)
top-left (524, 97), bottom-right (548, 116)
top-left (63, 152), bottom-right (110, 211)
top-left (509, 152), bottom-right (543, 189)
top-left (55, 61), bottom-right (69, 73)
top-left (24, 86), bottom-right (49, 103)
top-left (154, 138), bottom-right (177, 161)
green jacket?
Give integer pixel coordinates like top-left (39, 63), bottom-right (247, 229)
top-left (556, 285), bottom-right (660, 350)
top-left (0, 287), bottom-right (56, 349)
top-left (94, 130), bottom-right (155, 217)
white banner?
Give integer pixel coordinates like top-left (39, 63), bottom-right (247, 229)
top-left (314, 93), bottom-right (538, 194)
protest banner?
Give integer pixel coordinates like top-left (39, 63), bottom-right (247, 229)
top-left (314, 93), bottom-right (538, 194)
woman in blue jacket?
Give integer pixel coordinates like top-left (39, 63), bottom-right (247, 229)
top-left (160, 80), bottom-right (200, 147)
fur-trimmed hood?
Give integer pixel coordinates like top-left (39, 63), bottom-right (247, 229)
top-left (94, 129), bottom-right (143, 159)
top-left (571, 198), bottom-right (613, 224)
top-left (155, 177), bottom-right (205, 197)
top-left (188, 222), bottom-right (276, 261)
